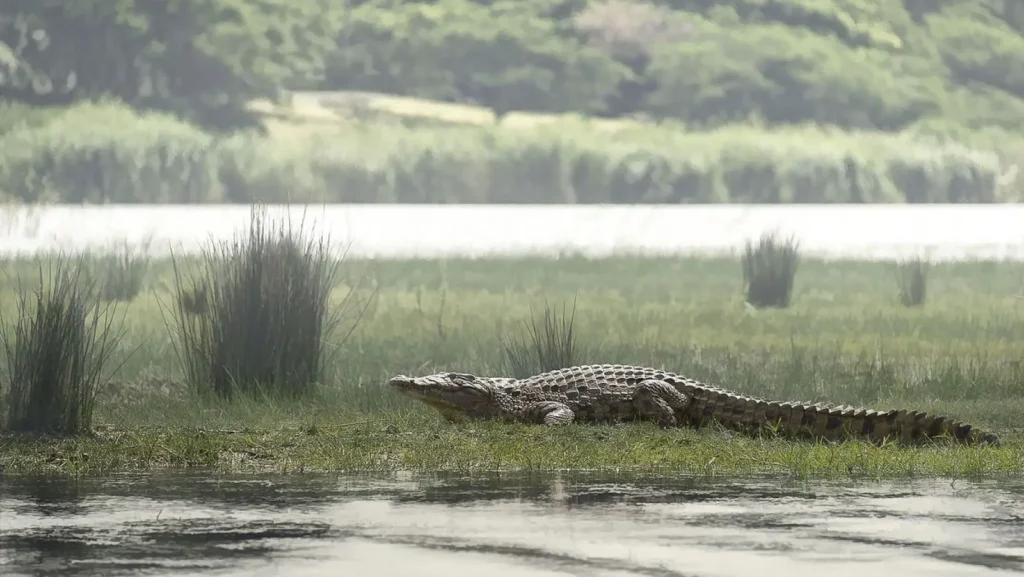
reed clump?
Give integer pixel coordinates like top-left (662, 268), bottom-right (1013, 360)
top-left (0, 102), bottom-right (1007, 204)
top-left (742, 231), bottom-right (801, 309)
top-left (94, 241), bottom-right (152, 302)
top-left (500, 296), bottom-right (589, 378)
top-left (0, 256), bottom-right (128, 436)
top-left (896, 256), bottom-right (931, 307)
top-left (166, 206), bottom-right (362, 401)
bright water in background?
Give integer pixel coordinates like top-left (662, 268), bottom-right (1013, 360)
top-left (2, 472), bottom-right (1023, 577)
top-left (2, 204), bottom-right (1024, 261)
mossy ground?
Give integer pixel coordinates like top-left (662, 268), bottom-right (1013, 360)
top-left (2, 255), bottom-right (1023, 479)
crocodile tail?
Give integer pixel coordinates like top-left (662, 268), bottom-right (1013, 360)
top-left (750, 400), bottom-right (1000, 446)
top-left (850, 407), bottom-right (1001, 446)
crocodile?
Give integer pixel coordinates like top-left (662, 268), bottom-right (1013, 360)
top-left (389, 363), bottom-right (1000, 446)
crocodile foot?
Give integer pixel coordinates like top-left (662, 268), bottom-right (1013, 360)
top-left (632, 378), bottom-right (692, 428)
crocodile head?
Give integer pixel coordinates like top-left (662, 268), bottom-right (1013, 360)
top-left (388, 372), bottom-right (499, 422)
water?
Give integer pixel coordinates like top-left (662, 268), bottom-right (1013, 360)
top-left (3, 204), bottom-right (1024, 261)
top-left (2, 472), bottom-right (1023, 576)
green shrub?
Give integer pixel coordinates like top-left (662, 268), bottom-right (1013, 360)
top-left (742, 231), bottom-right (800, 309)
top-left (0, 256), bottom-right (128, 435)
top-left (321, 0), bottom-right (1024, 134)
top-left (323, 0), bottom-right (631, 119)
top-left (166, 206), bottom-right (365, 400)
top-left (896, 256), bottom-right (930, 307)
top-left (645, 21), bottom-right (946, 131)
top-left (500, 296), bottom-right (587, 378)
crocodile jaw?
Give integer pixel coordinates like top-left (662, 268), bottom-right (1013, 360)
top-left (388, 373), bottom-right (493, 421)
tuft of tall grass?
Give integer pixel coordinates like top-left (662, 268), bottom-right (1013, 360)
top-left (500, 296), bottom-right (588, 378)
top-left (896, 256), bottom-right (930, 307)
top-left (96, 240), bottom-right (151, 302)
top-left (0, 256), bottom-right (128, 435)
top-left (176, 280), bottom-right (209, 317)
top-left (165, 206), bottom-right (368, 400)
top-left (742, 231), bottom-right (800, 309)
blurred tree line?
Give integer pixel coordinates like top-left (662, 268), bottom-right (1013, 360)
top-left (1, 0), bottom-right (1023, 133)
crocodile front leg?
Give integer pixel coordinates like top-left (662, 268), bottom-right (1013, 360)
top-left (524, 401), bottom-right (576, 425)
top-left (633, 379), bottom-right (692, 427)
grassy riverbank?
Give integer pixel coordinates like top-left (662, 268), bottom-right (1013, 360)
top-left (2, 243), bottom-right (1024, 478)
top-left (3, 412), bottom-right (1018, 479)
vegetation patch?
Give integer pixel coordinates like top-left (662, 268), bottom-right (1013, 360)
top-left (895, 256), bottom-right (932, 308)
top-left (3, 1), bottom-right (1024, 203)
top-left (0, 253), bottom-right (1022, 478)
top-left (1, 413), bottom-right (1020, 479)
top-left (0, 257), bottom-right (128, 436)
top-left (0, 102), bottom-right (1008, 204)
top-left (742, 231), bottom-right (801, 309)
top-left (94, 240), bottom-right (152, 303)
top-left (500, 297), bottom-right (589, 378)
top-left (165, 207), bottom-right (366, 400)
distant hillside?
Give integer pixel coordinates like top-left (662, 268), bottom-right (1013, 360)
top-left (2, 0), bottom-right (1023, 205)
top-left (322, 0), bottom-right (1024, 134)
top-left (2, 0), bottom-right (1022, 134)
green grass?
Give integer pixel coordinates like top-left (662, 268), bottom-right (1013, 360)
top-left (3, 413), bottom-right (1018, 479)
top-left (0, 100), bottom-right (1014, 204)
top-left (2, 254), bottom-right (1024, 478)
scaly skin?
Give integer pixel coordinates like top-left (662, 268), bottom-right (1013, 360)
top-left (389, 364), bottom-right (1001, 446)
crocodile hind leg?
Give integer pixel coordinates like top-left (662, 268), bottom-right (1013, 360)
top-left (524, 401), bottom-right (576, 425)
top-left (632, 379), bottom-right (692, 428)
